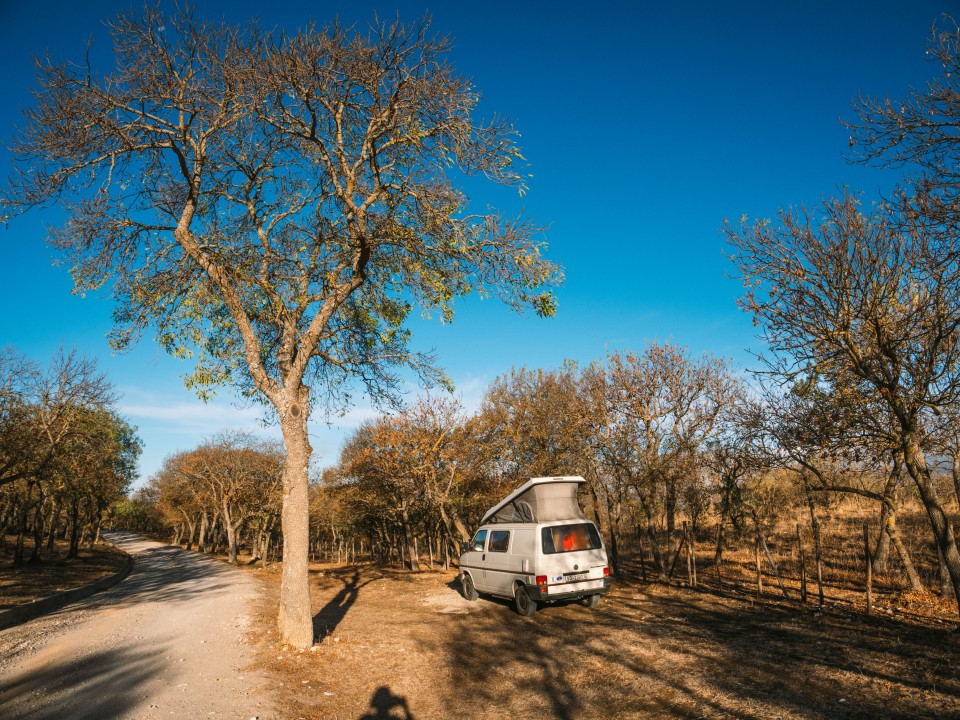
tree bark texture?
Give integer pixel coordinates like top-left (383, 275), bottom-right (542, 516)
top-left (902, 433), bottom-right (960, 616)
top-left (279, 398), bottom-right (314, 649)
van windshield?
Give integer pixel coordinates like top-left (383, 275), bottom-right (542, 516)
top-left (541, 523), bottom-right (602, 554)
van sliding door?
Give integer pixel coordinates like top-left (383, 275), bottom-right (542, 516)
top-left (485, 529), bottom-right (512, 595)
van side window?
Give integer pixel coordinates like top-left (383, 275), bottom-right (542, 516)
top-left (471, 529), bottom-right (487, 552)
top-left (488, 530), bottom-right (510, 553)
top-left (542, 523), bottom-right (602, 554)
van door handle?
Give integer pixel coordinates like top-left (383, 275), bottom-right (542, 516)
top-left (482, 553), bottom-right (486, 561)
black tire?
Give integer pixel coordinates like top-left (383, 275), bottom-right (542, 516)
top-left (514, 584), bottom-right (537, 616)
top-left (581, 594), bottom-right (601, 608)
top-left (462, 573), bottom-right (479, 601)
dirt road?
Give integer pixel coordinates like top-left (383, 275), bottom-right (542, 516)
top-left (0, 532), bottom-right (273, 720)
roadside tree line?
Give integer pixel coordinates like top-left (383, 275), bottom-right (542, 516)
top-left (9, 4), bottom-right (960, 645)
top-left (321, 348), bottom-right (738, 577)
top-left (319, 344), bottom-right (960, 610)
top-left (139, 326), bottom-right (960, 615)
top-left (125, 433), bottom-right (285, 566)
top-left (0, 347), bottom-right (140, 566)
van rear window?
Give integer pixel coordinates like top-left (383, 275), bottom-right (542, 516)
top-left (541, 523), bottom-right (602, 554)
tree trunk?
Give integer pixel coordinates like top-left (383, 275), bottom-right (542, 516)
top-left (45, 498), bottom-right (60, 554)
top-left (714, 504), bottom-right (728, 588)
top-left (953, 453), bottom-right (960, 515)
top-left (186, 519), bottom-right (197, 551)
top-left (278, 399), bottom-right (314, 649)
top-left (223, 498), bottom-right (238, 565)
top-left (14, 483), bottom-right (37, 568)
top-left (198, 512), bottom-right (209, 553)
top-left (439, 504), bottom-right (470, 543)
top-left (635, 524), bottom-right (648, 582)
top-left (261, 520), bottom-right (275, 569)
top-left (902, 432), bottom-right (960, 616)
top-left (181, 510), bottom-right (197, 551)
top-left (588, 480), bottom-right (606, 537)
top-left (606, 494), bottom-right (622, 576)
top-left (874, 454), bottom-right (903, 573)
top-left (864, 523), bottom-right (873, 614)
top-left (665, 476), bottom-right (677, 572)
top-left (67, 496), bottom-right (81, 560)
top-left (638, 498), bottom-right (664, 577)
top-left (939, 545), bottom-right (956, 599)
top-left (400, 501), bottom-right (420, 572)
top-left (29, 500), bottom-right (45, 564)
top-left (885, 511), bottom-right (924, 592)
top-left (802, 478), bottom-right (825, 609)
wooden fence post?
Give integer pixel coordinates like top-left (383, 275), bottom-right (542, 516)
top-left (668, 532), bottom-right (687, 580)
top-left (797, 523), bottom-right (807, 604)
top-left (690, 523), bottom-right (698, 588)
top-left (684, 522), bottom-right (693, 586)
top-left (755, 539), bottom-right (763, 598)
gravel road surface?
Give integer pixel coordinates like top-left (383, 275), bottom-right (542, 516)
top-left (0, 532), bottom-right (274, 720)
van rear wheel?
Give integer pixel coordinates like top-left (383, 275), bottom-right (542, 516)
top-left (462, 573), bottom-right (478, 601)
top-left (515, 585), bottom-right (537, 616)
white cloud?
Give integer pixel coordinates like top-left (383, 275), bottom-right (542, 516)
top-left (118, 386), bottom-right (266, 436)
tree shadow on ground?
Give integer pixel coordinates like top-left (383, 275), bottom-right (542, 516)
top-left (0, 642), bottom-right (164, 720)
top-left (430, 581), bottom-right (960, 719)
top-left (313, 569), bottom-right (374, 642)
top-left (358, 686), bottom-right (415, 719)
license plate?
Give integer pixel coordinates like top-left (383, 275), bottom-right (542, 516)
top-left (565, 572), bottom-right (588, 582)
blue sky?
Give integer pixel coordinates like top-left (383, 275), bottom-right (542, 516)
top-left (0, 0), bottom-right (949, 483)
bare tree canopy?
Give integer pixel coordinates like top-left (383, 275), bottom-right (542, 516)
top-left (3, 6), bottom-right (560, 647)
top-left (848, 16), bottom-right (960, 200)
top-left (726, 192), bottom-right (960, 613)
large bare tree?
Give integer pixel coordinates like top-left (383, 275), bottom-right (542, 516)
top-left (3, 8), bottom-right (559, 646)
top-left (726, 193), bottom-right (960, 613)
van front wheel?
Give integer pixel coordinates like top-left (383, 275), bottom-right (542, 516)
top-left (515, 585), bottom-right (537, 616)
top-left (462, 573), bottom-right (478, 601)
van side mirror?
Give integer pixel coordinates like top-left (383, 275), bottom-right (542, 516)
top-left (460, 541), bottom-right (471, 554)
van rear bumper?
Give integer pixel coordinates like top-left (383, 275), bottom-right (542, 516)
top-left (525, 577), bottom-right (612, 603)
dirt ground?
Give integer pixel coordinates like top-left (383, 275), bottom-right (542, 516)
top-left (251, 564), bottom-right (960, 720)
top-left (0, 534), bottom-right (128, 609)
top-left (0, 533), bottom-right (274, 720)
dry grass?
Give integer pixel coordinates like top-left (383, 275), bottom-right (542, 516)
top-left (682, 500), bottom-right (960, 627)
top-left (237, 496), bottom-right (960, 718)
top-left (248, 560), bottom-right (960, 720)
top-left (0, 534), bottom-right (128, 610)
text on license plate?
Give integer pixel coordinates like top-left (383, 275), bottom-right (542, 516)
top-left (565, 572), bottom-right (588, 582)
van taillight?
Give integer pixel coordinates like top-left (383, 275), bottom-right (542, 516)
top-left (536, 575), bottom-right (547, 586)
top-left (603, 567), bottom-right (610, 577)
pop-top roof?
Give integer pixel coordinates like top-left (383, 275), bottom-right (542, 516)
top-left (481, 476), bottom-right (587, 524)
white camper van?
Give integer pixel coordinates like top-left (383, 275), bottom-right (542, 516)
top-left (458, 476), bottom-right (612, 615)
